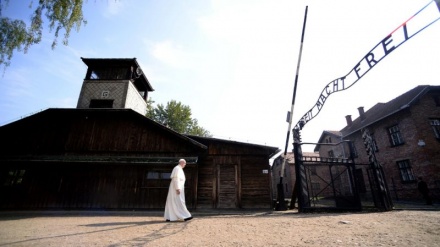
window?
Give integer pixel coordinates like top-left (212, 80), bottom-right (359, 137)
top-left (146, 171), bottom-right (170, 180)
top-left (397, 160), bottom-right (415, 182)
top-left (430, 119), bottom-right (440, 139)
top-left (3, 170), bottom-right (26, 186)
top-left (89, 99), bottom-right (114, 108)
top-left (328, 150), bottom-right (334, 158)
top-left (144, 171), bottom-right (171, 188)
top-left (88, 67), bottom-right (129, 80)
top-left (388, 125), bottom-right (404, 146)
top-left (147, 172), bottom-right (160, 179)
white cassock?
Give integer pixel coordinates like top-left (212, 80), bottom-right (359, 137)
top-left (164, 165), bottom-right (192, 221)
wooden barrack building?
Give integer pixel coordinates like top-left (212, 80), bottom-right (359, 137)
top-left (0, 58), bottom-right (279, 210)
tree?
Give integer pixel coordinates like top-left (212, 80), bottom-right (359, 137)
top-left (0, 0), bottom-right (87, 69)
top-left (147, 99), bottom-right (212, 137)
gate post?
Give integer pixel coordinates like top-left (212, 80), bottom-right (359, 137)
top-left (293, 128), bottom-right (310, 212)
top-left (348, 141), bottom-right (362, 210)
top-left (362, 128), bottom-right (393, 211)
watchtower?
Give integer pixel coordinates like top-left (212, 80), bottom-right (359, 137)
top-left (77, 58), bottom-right (154, 115)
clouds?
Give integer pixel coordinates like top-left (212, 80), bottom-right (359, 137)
top-left (150, 40), bottom-right (195, 69)
top-left (101, 0), bottom-right (126, 18)
top-left (199, 0), bottom-right (297, 43)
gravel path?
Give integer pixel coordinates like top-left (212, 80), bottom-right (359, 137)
top-left (0, 209), bottom-right (439, 246)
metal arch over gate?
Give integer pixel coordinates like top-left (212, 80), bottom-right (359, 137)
top-left (293, 0), bottom-right (440, 132)
top-left (287, 1), bottom-right (440, 213)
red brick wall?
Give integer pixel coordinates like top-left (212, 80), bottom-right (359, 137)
top-left (347, 93), bottom-right (440, 201)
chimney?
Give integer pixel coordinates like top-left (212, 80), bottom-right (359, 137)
top-left (358, 106), bottom-right (366, 120)
top-left (345, 115), bottom-right (353, 126)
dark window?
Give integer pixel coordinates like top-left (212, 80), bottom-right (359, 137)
top-left (430, 119), bottom-right (440, 139)
top-left (147, 172), bottom-right (160, 179)
top-left (144, 171), bottom-right (171, 188)
top-left (162, 172), bottom-right (171, 179)
top-left (146, 171), bottom-right (170, 180)
top-left (397, 160), bottom-right (416, 182)
top-left (89, 99), bottom-right (114, 108)
top-left (3, 170), bottom-right (26, 186)
top-left (328, 150), bottom-right (334, 158)
top-left (388, 125), bottom-right (404, 146)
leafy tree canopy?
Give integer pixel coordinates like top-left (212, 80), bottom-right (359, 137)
top-left (0, 0), bottom-right (87, 69)
top-left (146, 99), bottom-right (212, 138)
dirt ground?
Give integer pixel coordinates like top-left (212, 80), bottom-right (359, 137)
top-left (0, 208), bottom-right (439, 247)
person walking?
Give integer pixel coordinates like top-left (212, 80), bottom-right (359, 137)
top-left (164, 159), bottom-right (193, 221)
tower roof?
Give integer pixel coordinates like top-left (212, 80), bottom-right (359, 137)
top-left (81, 57), bottom-right (154, 92)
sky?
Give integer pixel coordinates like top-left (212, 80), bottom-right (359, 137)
top-left (1, 0), bottom-right (439, 153)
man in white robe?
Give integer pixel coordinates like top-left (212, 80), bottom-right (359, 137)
top-left (164, 159), bottom-right (193, 221)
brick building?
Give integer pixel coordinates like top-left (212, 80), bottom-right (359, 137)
top-left (314, 131), bottom-right (346, 158)
top-left (316, 85), bottom-right (440, 202)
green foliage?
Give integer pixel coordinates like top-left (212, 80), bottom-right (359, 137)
top-left (0, 0), bottom-right (87, 69)
top-left (146, 99), bottom-right (212, 137)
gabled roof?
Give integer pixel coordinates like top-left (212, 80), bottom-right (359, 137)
top-left (314, 130), bottom-right (342, 152)
top-left (0, 108), bottom-right (207, 155)
top-left (341, 85), bottom-right (440, 137)
top-left (81, 57), bottom-right (154, 92)
top-left (186, 135), bottom-right (281, 158)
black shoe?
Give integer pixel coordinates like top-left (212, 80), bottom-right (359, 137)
top-left (166, 219), bottom-right (170, 222)
top-left (184, 217), bottom-right (193, 221)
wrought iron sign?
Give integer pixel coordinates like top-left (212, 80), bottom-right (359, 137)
top-left (294, 0), bottom-right (440, 132)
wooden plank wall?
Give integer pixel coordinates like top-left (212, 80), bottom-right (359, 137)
top-left (240, 156), bottom-right (271, 208)
top-left (195, 157), bottom-right (215, 208)
top-left (0, 163), bottom-right (196, 210)
top-left (196, 155), bottom-right (271, 209)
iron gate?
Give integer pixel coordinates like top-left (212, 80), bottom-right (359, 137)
top-left (293, 150), bottom-right (362, 212)
top-left (292, 140), bottom-right (393, 212)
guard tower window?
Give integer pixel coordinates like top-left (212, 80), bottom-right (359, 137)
top-left (88, 67), bottom-right (129, 80)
